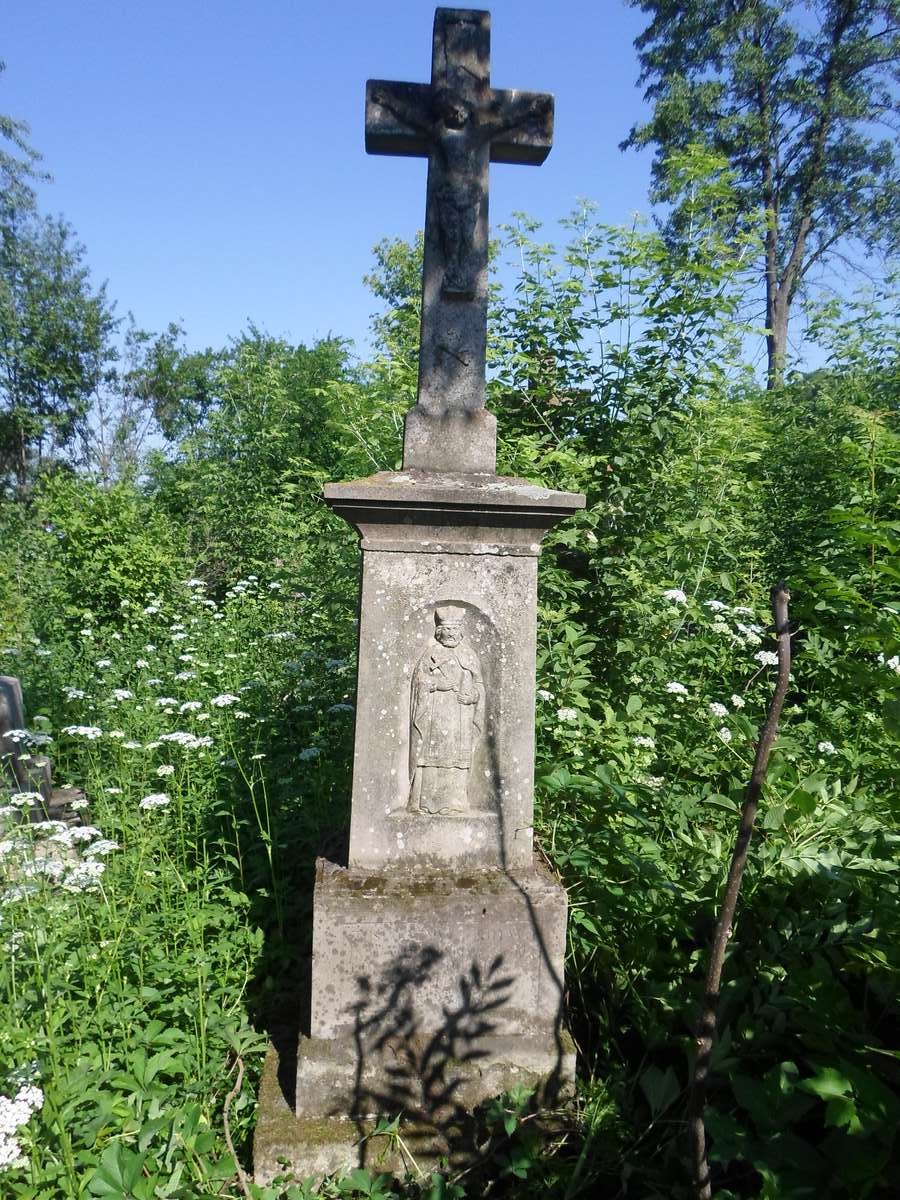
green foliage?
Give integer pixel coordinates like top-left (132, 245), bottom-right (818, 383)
top-left (0, 473), bottom-right (187, 649)
top-left (0, 212), bottom-right (897, 1199)
top-left (0, 206), bottom-right (116, 491)
top-left (623, 0), bottom-right (900, 384)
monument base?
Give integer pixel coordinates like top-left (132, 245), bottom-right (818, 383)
top-left (253, 859), bottom-right (574, 1183)
top-left (403, 406), bottom-right (496, 473)
top-left (253, 1028), bottom-right (575, 1183)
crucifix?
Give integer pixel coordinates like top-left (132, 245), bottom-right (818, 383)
top-left (366, 7), bottom-right (553, 442)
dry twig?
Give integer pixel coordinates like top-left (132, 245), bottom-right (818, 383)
top-left (223, 1054), bottom-right (251, 1199)
top-left (688, 583), bottom-right (792, 1199)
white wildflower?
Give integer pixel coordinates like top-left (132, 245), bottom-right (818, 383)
top-left (0, 883), bottom-right (40, 904)
top-left (95, 658), bottom-right (112, 668)
top-left (66, 826), bottom-right (102, 844)
top-left (251, 753), bottom-right (266, 761)
top-left (633, 735), bottom-right (655, 748)
top-left (134, 658), bottom-right (150, 669)
top-left (62, 687), bottom-right (86, 700)
top-left (70, 797), bottom-right (89, 811)
top-left (537, 689), bottom-right (554, 701)
top-left (61, 725), bottom-right (103, 740)
top-left (233, 710), bottom-right (251, 719)
top-left (817, 741), bottom-right (836, 755)
top-left (29, 821), bottom-right (67, 836)
top-left (736, 623), bottom-right (763, 646)
top-left (156, 764), bottom-right (175, 777)
top-left (143, 605), bottom-right (160, 615)
top-left (730, 694), bottom-right (746, 709)
top-left (83, 839), bottom-right (119, 857)
top-left (107, 731), bottom-right (125, 740)
top-left (666, 682), bottom-right (688, 695)
top-left (171, 632), bottom-right (188, 641)
top-left (9, 793), bottom-right (42, 808)
top-left (754, 650), bottom-right (779, 667)
top-left (210, 694), bottom-right (240, 708)
top-left (173, 670), bottom-right (196, 682)
top-left (123, 741), bottom-right (142, 750)
top-left (732, 606), bottom-right (755, 616)
top-left (704, 600), bottom-right (728, 612)
top-left (709, 702), bottom-right (728, 717)
top-left (155, 697), bottom-right (178, 708)
top-left (139, 793), bottom-right (170, 811)
top-left (556, 707), bottom-right (579, 722)
top-left (62, 860), bottom-right (105, 891)
top-left (111, 689), bottom-right (134, 702)
top-left (718, 727), bottom-right (733, 743)
top-left (711, 620), bottom-right (730, 635)
top-left (663, 588), bottom-right (688, 604)
top-left (179, 700), bottom-right (203, 713)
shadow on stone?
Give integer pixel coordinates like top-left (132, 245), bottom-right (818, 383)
top-left (253, 857), bottom-right (574, 1183)
top-left (350, 947), bottom-right (514, 1170)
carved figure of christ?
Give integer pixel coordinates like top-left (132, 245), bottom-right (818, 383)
top-left (365, 7), bottom-right (553, 418)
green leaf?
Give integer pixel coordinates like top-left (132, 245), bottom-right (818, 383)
top-left (639, 1065), bottom-right (679, 1117)
top-left (87, 1143), bottom-right (147, 1196)
top-left (798, 1066), bottom-right (853, 1101)
top-left (762, 803), bottom-right (785, 829)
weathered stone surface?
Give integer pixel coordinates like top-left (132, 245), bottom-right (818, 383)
top-left (324, 473), bottom-right (584, 873)
top-left (403, 406), bottom-right (496, 473)
top-left (254, 1025), bottom-right (576, 1184)
top-left (307, 857), bottom-right (568, 1041)
top-left (366, 7), bottom-right (553, 442)
top-left (255, 857), bottom-right (574, 1181)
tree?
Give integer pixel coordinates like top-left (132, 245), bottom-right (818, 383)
top-left (0, 206), bottom-right (116, 492)
top-left (623, 0), bottom-right (900, 387)
top-left (1, 61), bottom-right (45, 208)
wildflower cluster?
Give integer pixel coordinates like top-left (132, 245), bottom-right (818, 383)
top-left (0, 1073), bottom-right (43, 1173)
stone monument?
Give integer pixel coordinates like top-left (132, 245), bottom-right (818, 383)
top-left (254, 7), bottom-right (585, 1180)
top-left (0, 675), bottom-right (83, 822)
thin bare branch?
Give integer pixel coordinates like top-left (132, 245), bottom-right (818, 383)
top-left (688, 584), bottom-right (793, 1200)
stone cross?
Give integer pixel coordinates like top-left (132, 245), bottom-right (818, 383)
top-left (366, 7), bottom-right (553, 469)
top-left (254, 10), bottom-right (583, 1180)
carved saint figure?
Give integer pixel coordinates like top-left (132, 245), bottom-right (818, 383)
top-left (408, 606), bottom-right (483, 814)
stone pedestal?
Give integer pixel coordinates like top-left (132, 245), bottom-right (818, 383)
top-left (253, 857), bottom-right (576, 1182)
top-left (253, 470), bottom-right (583, 1182)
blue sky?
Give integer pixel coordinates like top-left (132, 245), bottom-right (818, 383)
top-left (3, 1), bottom-right (655, 357)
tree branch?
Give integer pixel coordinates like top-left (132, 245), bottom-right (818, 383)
top-left (688, 583), bottom-right (793, 1200)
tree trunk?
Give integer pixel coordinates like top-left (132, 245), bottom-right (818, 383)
top-left (766, 296), bottom-right (790, 390)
